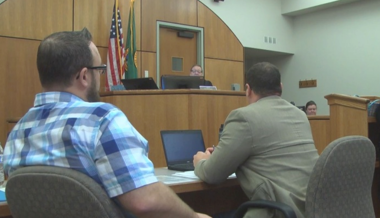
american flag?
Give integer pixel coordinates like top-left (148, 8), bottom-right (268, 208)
top-left (106, 0), bottom-right (125, 91)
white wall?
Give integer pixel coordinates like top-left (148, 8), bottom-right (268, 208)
top-left (271, 0), bottom-right (380, 114)
top-left (199, 0), bottom-right (295, 54)
top-left (281, 0), bottom-right (358, 15)
top-left (282, 0), bottom-right (339, 13)
top-left (201, 0), bottom-right (380, 115)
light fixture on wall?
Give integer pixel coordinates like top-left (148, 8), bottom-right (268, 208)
top-left (177, 31), bottom-right (194, 39)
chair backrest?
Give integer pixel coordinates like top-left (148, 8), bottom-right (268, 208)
top-left (306, 136), bottom-right (376, 218)
top-left (6, 166), bottom-right (125, 218)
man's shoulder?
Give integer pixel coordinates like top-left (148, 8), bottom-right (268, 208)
top-left (229, 97), bottom-right (289, 116)
top-left (234, 103), bottom-right (259, 113)
top-left (88, 102), bottom-right (118, 110)
top-left (72, 101), bottom-right (122, 118)
top-left (227, 106), bottom-right (252, 120)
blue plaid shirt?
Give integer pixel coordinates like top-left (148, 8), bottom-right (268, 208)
top-left (4, 92), bottom-right (158, 198)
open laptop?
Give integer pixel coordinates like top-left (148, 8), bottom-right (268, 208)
top-left (160, 130), bottom-right (206, 171)
top-left (121, 77), bottom-right (158, 90)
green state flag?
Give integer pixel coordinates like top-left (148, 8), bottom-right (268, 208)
top-left (125, 0), bottom-right (137, 79)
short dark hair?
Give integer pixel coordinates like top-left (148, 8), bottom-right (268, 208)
top-left (73, 27), bottom-right (93, 41)
top-left (37, 28), bottom-right (93, 88)
top-left (306, 101), bottom-right (317, 109)
top-left (246, 62), bottom-right (282, 97)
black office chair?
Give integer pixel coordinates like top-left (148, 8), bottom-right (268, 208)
top-left (234, 135), bottom-right (376, 218)
top-left (6, 166), bottom-right (125, 218)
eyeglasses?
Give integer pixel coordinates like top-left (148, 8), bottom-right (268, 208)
top-left (87, 64), bottom-right (107, 75)
top-left (191, 70), bottom-right (202, 73)
top-left (76, 64), bottom-right (107, 79)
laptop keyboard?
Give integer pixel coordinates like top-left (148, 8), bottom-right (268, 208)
top-left (169, 164), bottom-right (194, 171)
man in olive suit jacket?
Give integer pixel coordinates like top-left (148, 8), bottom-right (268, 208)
top-left (193, 62), bottom-right (319, 218)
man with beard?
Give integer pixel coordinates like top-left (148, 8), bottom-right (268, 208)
top-left (3, 28), bottom-right (210, 218)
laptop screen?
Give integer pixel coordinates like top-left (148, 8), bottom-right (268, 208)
top-left (160, 130), bottom-right (206, 164)
top-left (161, 75), bottom-right (205, 89)
top-left (121, 77), bottom-right (158, 90)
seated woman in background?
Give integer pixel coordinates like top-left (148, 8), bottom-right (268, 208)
top-left (305, 101), bottom-right (317, 115)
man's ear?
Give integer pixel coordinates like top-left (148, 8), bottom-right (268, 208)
top-left (76, 68), bottom-right (90, 88)
top-left (246, 83), bottom-right (251, 91)
top-left (245, 83), bottom-right (251, 97)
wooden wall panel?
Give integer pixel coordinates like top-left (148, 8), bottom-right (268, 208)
top-left (189, 94), bottom-right (247, 147)
top-left (74, 0), bottom-right (141, 48)
top-left (135, 0), bottom-right (141, 51)
top-left (0, 37), bottom-right (42, 143)
top-left (205, 58), bottom-right (244, 91)
top-left (198, 3), bottom-right (243, 62)
top-left (141, 0), bottom-right (198, 52)
top-left (0, 0), bottom-right (72, 40)
top-left (4, 38), bottom-right (42, 118)
top-left (73, 0), bottom-right (113, 47)
top-left (108, 94), bottom-right (190, 167)
top-left (141, 52), bottom-right (157, 82)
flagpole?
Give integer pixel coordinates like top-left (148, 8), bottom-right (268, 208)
top-left (114, 0), bottom-right (124, 80)
top-left (130, 0), bottom-right (134, 68)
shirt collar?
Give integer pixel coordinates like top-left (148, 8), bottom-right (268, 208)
top-left (34, 92), bottom-right (84, 107)
top-left (257, 95), bottom-right (281, 102)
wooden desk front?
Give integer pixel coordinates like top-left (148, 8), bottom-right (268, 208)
top-left (308, 115), bottom-right (331, 154)
top-left (100, 90), bottom-right (247, 167)
top-left (155, 168), bottom-right (247, 215)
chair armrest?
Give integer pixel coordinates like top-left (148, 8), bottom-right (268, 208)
top-left (233, 200), bottom-right (297, 218)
